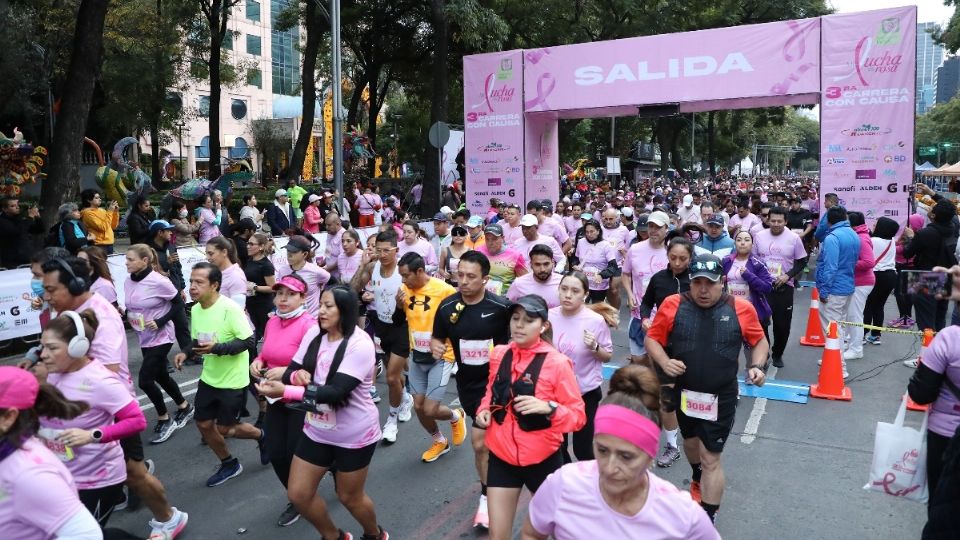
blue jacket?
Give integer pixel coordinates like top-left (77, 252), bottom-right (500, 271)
top-left (815, 220), bottom-right (859, 296)
top-left (721, 254), bottom-right (774, 321)
top-left (697, 231), bottom-right (735, 256)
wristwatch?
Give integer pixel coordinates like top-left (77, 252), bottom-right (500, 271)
top-left (748, 365), bottom-right (765, 371)
top-left (92, 429), bottom-right (103, 443)
top-left (547, 401), bottom-right (559, 417)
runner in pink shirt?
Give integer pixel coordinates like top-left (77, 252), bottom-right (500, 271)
top-left (572, 220), bottom-right (618, 303)
top-left (206, 237), bottom-right (250, 309)
top-left (620, 212), bottom-right (669, 363)
top-left (499, 203), bottom-right (524, 247)
top-left (600, 208), bottom-right (632, 309)
top-left (398, 220), bottom-right (439, 273)
top-left (523, 365), bottom-right (718, 540)
top-left (336, 229), bottom-right (365, 284)
top-left (322, 214), bottom-right (346, 278)
top-left (507, 245), bottom-right (562, 308)
top-left (276, 235), bottom-right (332, 317)
top-left (549, 272), bottom-right (613, 463)
top-left (78, 245), bottom-right (118, 306)
top-left (513, 214), bottom-right (565, 268)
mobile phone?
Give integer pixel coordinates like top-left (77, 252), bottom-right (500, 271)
top-left (904, 270), bottom-right (952, 298)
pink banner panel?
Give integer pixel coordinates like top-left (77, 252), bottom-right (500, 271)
top-left (523, 18), bottom-right (820, 113)
top-left (464, 51), bottom-right (526, 214)
top-left (524, 112), bottom-right (560, 206)
top-left (820, 7), bottom-right (916, 228)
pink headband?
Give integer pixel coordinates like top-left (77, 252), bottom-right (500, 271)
top-left (593, 404), bottom-right (659, 459)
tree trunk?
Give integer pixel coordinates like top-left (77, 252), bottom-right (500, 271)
top-left (42, 0), bottom-right (109, 228)
top-left (206, 0), bottom-right (225, 182)
top-left (285, 0), bottom-right (321, 183)
top-left (655, 120), bottom-right (670, 175)
top-left (707, 111), bottom-right (716, 177)
top-left (148, 0), bottom-right (164, 186)
top-left (670, 129), bottom-right (684, 176)
top-left (346, 73), bottom-right (367, 129)
top-left (424, 0), bottom-right (448, 215)
top-left (366, 65), bottom-right (380, 178)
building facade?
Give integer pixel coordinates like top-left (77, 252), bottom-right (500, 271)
top-left (935, 56), bottom-right (960, 105)
top-left (917, 21), bottom-right (946, 114)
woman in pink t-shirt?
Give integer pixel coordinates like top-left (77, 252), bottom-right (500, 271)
top-left (124, 244), bottom-right (192, 445)
top-left (548, 272), bottom-right (614, 464)
top-left (523, 365), bottom-right (719, 540)
top-left (572, 220), bottom-right (617, 303)
top-left (249, 274), bottom-right (316, 526)
top-left (206, 236), bottom-right (249, 309)
top-left (196, 193), bottom-right (223, 244)
top-left (337, 229), bottom-right (364, 284)
top-left (258, 285), bottom-right (388, 540)
top-left (35, 311), bottom-right (149, 528)
top-left (276, 235), bottom-right (331, 317)
top-left (398, 220), bottom-right (439, 273)
top-left (0, 366), bottom-right (102, 539)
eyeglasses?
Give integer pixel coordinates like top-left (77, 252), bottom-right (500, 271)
top-left (690, 260), bottom-right (721, 273)
top-left (374, 247), bottom-right (397, 254)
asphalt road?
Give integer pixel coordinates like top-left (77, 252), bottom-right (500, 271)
top-left (10, 290), bottom-right (929, 539)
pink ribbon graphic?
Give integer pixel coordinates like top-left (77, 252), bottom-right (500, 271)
top-left (770, 19), bottom-right (817, 95)
top-left (525, 48), bottom-right (551, 65)
top-left (525, 73), bottom-right (556, 111)
top-left (871, 472), bottom-right (921, 497)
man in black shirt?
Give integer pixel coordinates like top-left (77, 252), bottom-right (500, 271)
top-left (431, 250), bottom-right (510, 529)
top-left (0, 196), bottom-right (43, 267)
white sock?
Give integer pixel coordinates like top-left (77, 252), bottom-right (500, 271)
top-left (666, 428), bottom-right (679, 448)
top-left (450, 409), bottom-right (461, 423)
top-left (389, 406), bottom-right (400, 418)
top-left (432, 430), bottom-right (447, 444)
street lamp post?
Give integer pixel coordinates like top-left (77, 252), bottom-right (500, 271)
top-left (175, 121), bottom-right (185, 182)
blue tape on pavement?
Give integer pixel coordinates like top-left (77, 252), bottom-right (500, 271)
top-left (738, 377), bottom-right (810, 404)
top-left (602, 363), bottom-right (621, 380)
top-left (798, 280), bottom-right (817, 288)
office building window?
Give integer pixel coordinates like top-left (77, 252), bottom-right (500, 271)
top-left (197, 136), bottom-right (210, 159)
top-left (231, 99), bottom-right (248, 120)
top-left (230, 137), bottom-right (249, 159)
top-left (271, 0), bottom-right (300, 96)
top-left (247, 68), bottom-right (262, 88)
top-left (246, 34), bottom-right (261, 56)
top-left (198, 96), bottom-right (210, 118)
top-left (222, 30), bottom-right (233, 50)
top-left (246, 0), bottom-right (260, 22)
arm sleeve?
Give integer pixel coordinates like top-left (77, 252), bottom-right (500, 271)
top-left (309, 373), bottom-right (362, 404)
top-left (598, 257), bottom-right (620, 279)
top-left (210, 334), bottom-right (256, 356)
top-left (99, 400), bottom-right (146, 443)
top-left (281, 360), bottom-right (304, 385)
top-left (786, 256), bottom-right (808, 280)
top-left (646, 294), bottom-right (680, 345)
top-left (213, 208), bottom-right (222, 226)
top-left (907, 363), bottom-right (946, 405)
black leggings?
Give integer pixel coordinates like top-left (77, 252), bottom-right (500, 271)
top-left (265, 401), bottom-right (306, 488)
top-left (561, 386), bottom-right (602, 463)
top-left (864, 270), bottom-right (897, 336)
top-left (170, 293), bottom-right (191, 351)
top-left (138, 343), bottom-right (185, 417)
top-left (927, 429), bottom-right (951, 506)
top-left (894, 265), bottom-right (913, 319)
top-left (587, 289), bottom-right (608, 304)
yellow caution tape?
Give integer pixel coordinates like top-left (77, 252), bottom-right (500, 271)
top-left (836, 321), bottom-right (930, 336)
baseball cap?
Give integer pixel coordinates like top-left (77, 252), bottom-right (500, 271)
top-left (322, 190), bottom-right (334, 198)
top-left (432, 212), bottom-right (450, 222)
top-left (284, 235), bottom-right (312, 253)
top-left (540, 199), bottom-right (553, 209)
top-left (520, 214), bottom-right (539, 227)
top-left (683, 194), bottom-right (694, 207)
top-left (308, 193), bottom-right (321, 203)
top-left (635, 214), bottom-right (649, 231)
top-left (275, 188), bottom-right (288, 198)
top-left (0, 365), bottom-right (39, 409)
top-left (690, 254), bottom-right (723, 282)
top-left (580, 212), bottom-right (594, 220)
top-left (621, 207), bottom-right (634, 218)
top-left (705, 214), bottom-right (725, 227)
top-left (509, 294), bottom-right (549, 322)
top-left (466, 215), bottom-right (484, 228)
top-left (272, 274), bottom-right (307, 294)
top-left (647, 211), bottom-right (670, 228)
top-left (439, 206), bottom-right (454, 215)
top-left (149, 219), bottom-right (176, 234)
top-left (484, 223), bottom-right (504, 237)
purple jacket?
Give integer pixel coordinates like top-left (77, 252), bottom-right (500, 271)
top-left (853, 224), bottom-right (876, 286)
top-left (721, 254), bottom-right (773, 321)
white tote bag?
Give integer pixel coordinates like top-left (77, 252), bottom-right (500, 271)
top-left (863, 397), bottom-right (929, 503)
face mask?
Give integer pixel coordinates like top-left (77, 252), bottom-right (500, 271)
top-left (30, 278), bottom-right (44, 298)
top-left (179, 209), bottom-right (188, 218)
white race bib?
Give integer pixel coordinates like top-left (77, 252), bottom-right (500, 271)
top-left (37, 428), bottom-right (74, 462)
top-left (728, 282), bottom-right (750, 298)
top-left (306, 405), bottom-right (337, 430)
top-left (680, 390), bottom-right (719, 421)
top-left (460, 339), bottom-right (493, 366)
top-left (128, 311), bottom-right (145, 331)
top-left (765, 261), bottom-right (783, 277)
top-left (412, 331), bottom-right (432, 353)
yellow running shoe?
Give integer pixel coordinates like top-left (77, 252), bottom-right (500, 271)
top-left (451, 408), bottom-right (467, 446)
top-left (421, 440), bottom-right (451, 463)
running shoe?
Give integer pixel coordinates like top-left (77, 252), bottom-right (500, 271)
top-left (398, 393), bottom-right (414, 422)
top-left (451, 408), bottom-right (467, 446)
top-left (257, 429), bottom-right (270, 465)
top-left (148, 507), bottom-right (189, 540)
top-left (473, 495), bottom-right (489, 529)
top-left (866, 335), bottom-right (882, 346)
top-left (904, 358), bottom-right (919, 368)
top-left (843, 350), bottom-right (863, 360)
top-left (376, 357), bottom-right (384, 377)
top-left (887, 316), bottom-right (904, 328)
top-left (772, 356), bottom-right (784, 368)
top-left (206, 459), bottom-right (243, 487)
top-left (381, 420), bottom-right (398, 443)
top-left (360, 526), bottom-right (390, 540)
top-left (277, 502), bottom-right (300, 527)
top-left (903, 317), bottom-right (916, 328)
top-left (150, 419), bottom-right (178, 445)
top-left (421, 440), bottom-right (451, 462)
top-left (655, 444), bottom-right (681, 468)
top-left (336, 531), bottom-right (353, 540)
top-left (173, 404), bottom-right (195, 428)
top-left (370, 387), bottom-right (381, 403)
top-left (690, 480), bottom-right (702, 503)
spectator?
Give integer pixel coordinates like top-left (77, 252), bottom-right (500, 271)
top-left (266, 189), bottom-right (294, 235)
top-left (239, 194), bottom-right (264, 231)
top-left (126, 195), bottom-right (155, 246)
top-left (286, 178), bottom-right (307, 224)
top-left (48, 202), bottom-right (89, 255)
top-left (303, 194), bottom-right (322, 234)
top-left (195, 193), bottom-right (222, 244)
top-left (815, 206), bottom-right (860, 378)
top-left (78, 189), bottom-right (120, 254)
top-left (844, 211), bottom-right (875, 361)
top-left (902, 199), bottom-right (959, 331)
top-left (354, 185), bottom-right (382, 228)
top-left (167, 200), bottom-right (200, 247)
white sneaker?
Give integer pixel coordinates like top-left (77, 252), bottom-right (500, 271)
top-left (903, 358), bottom-right (919, 368)
top-left (843, 370), bottom-right (850, 380)
top-left (148, 507), bottom-right (188, 540)
top-left (842, 351), bottom-right (863, 360)
top-left (382, 420), bottom-right (398, 443)
top-left (473, 494), bottom-right (489, 528)
top-left (398, 393), bottom-right (414, 423)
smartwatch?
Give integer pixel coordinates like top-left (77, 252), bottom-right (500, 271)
top-left (748, 365), bottom-right (765, 372)
top-left (547, 401), bottom-right (559, 417)
top-left (92, 429), bottom-right (103, 443)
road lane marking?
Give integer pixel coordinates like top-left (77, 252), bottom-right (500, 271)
top-left (741, 366), bottom-right (777, 444)
top-left (140, 387), bottom-right (199, 412)
top-left (137, 377), bottom-right (200, 402)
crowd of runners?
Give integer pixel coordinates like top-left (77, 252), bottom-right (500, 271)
top-left (1, 173), bottom-right (959, 539)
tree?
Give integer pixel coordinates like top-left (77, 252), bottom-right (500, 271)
top-left (249, 118), bottom-right (292, 181)
top-left (935, 2), bottom-right (960, 53)
top-left (42, 0), bottom-right (110, 228)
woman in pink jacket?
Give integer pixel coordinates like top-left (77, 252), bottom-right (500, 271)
top-left (844, 211), bottom-right (875, 361)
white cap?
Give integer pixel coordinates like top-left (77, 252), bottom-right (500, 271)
top-left (520, 214), bottom-right (539, 227)
top-left (683, 194), bottom-right (694, 207)
top-left (308, 193), bottom-right (321, 203)
top-left (648, 211), bottom-right (670, 228)
top-left (440, 206), bottom-right (453, 215)
top-left (275, 189), bottom-right (288, 198)
top-left (621, 207), bottom-right (634, 218)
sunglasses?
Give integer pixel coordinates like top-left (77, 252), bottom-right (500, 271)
top-left (452, 229), bottom-right (468, 237)
top-left (690, 260), bottom-right (721, 273)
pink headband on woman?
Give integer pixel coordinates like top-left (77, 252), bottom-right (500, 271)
top-left (593, 404), bottom-right (660, 459)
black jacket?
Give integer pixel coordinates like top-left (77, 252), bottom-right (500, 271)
top-left (127, 210), bottom-right (154, 246)
top-left (903, 222), bottom-right (957, 270)
top-left (639, 268), bottom-right (692, 319)
top-left (0, 212), bottom-right (43, 267)
top-left (266, 203), bottom-right (294, 235)
top-left (147, 239), bottom-right (184, 291)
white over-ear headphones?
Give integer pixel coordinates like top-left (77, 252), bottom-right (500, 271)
top-left (61, 311), bottom-right (90, 358)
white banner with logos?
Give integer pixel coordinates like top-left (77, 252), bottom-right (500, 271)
top-left (4, 222), bottom-right (436, 341)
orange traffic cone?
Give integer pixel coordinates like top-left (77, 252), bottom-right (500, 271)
top-left (905, 328), bottom-right (935, 412)
top-left (810, 321), bottom-right (852, 401)
top-left (799, 287), bottom-right (825, 347)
